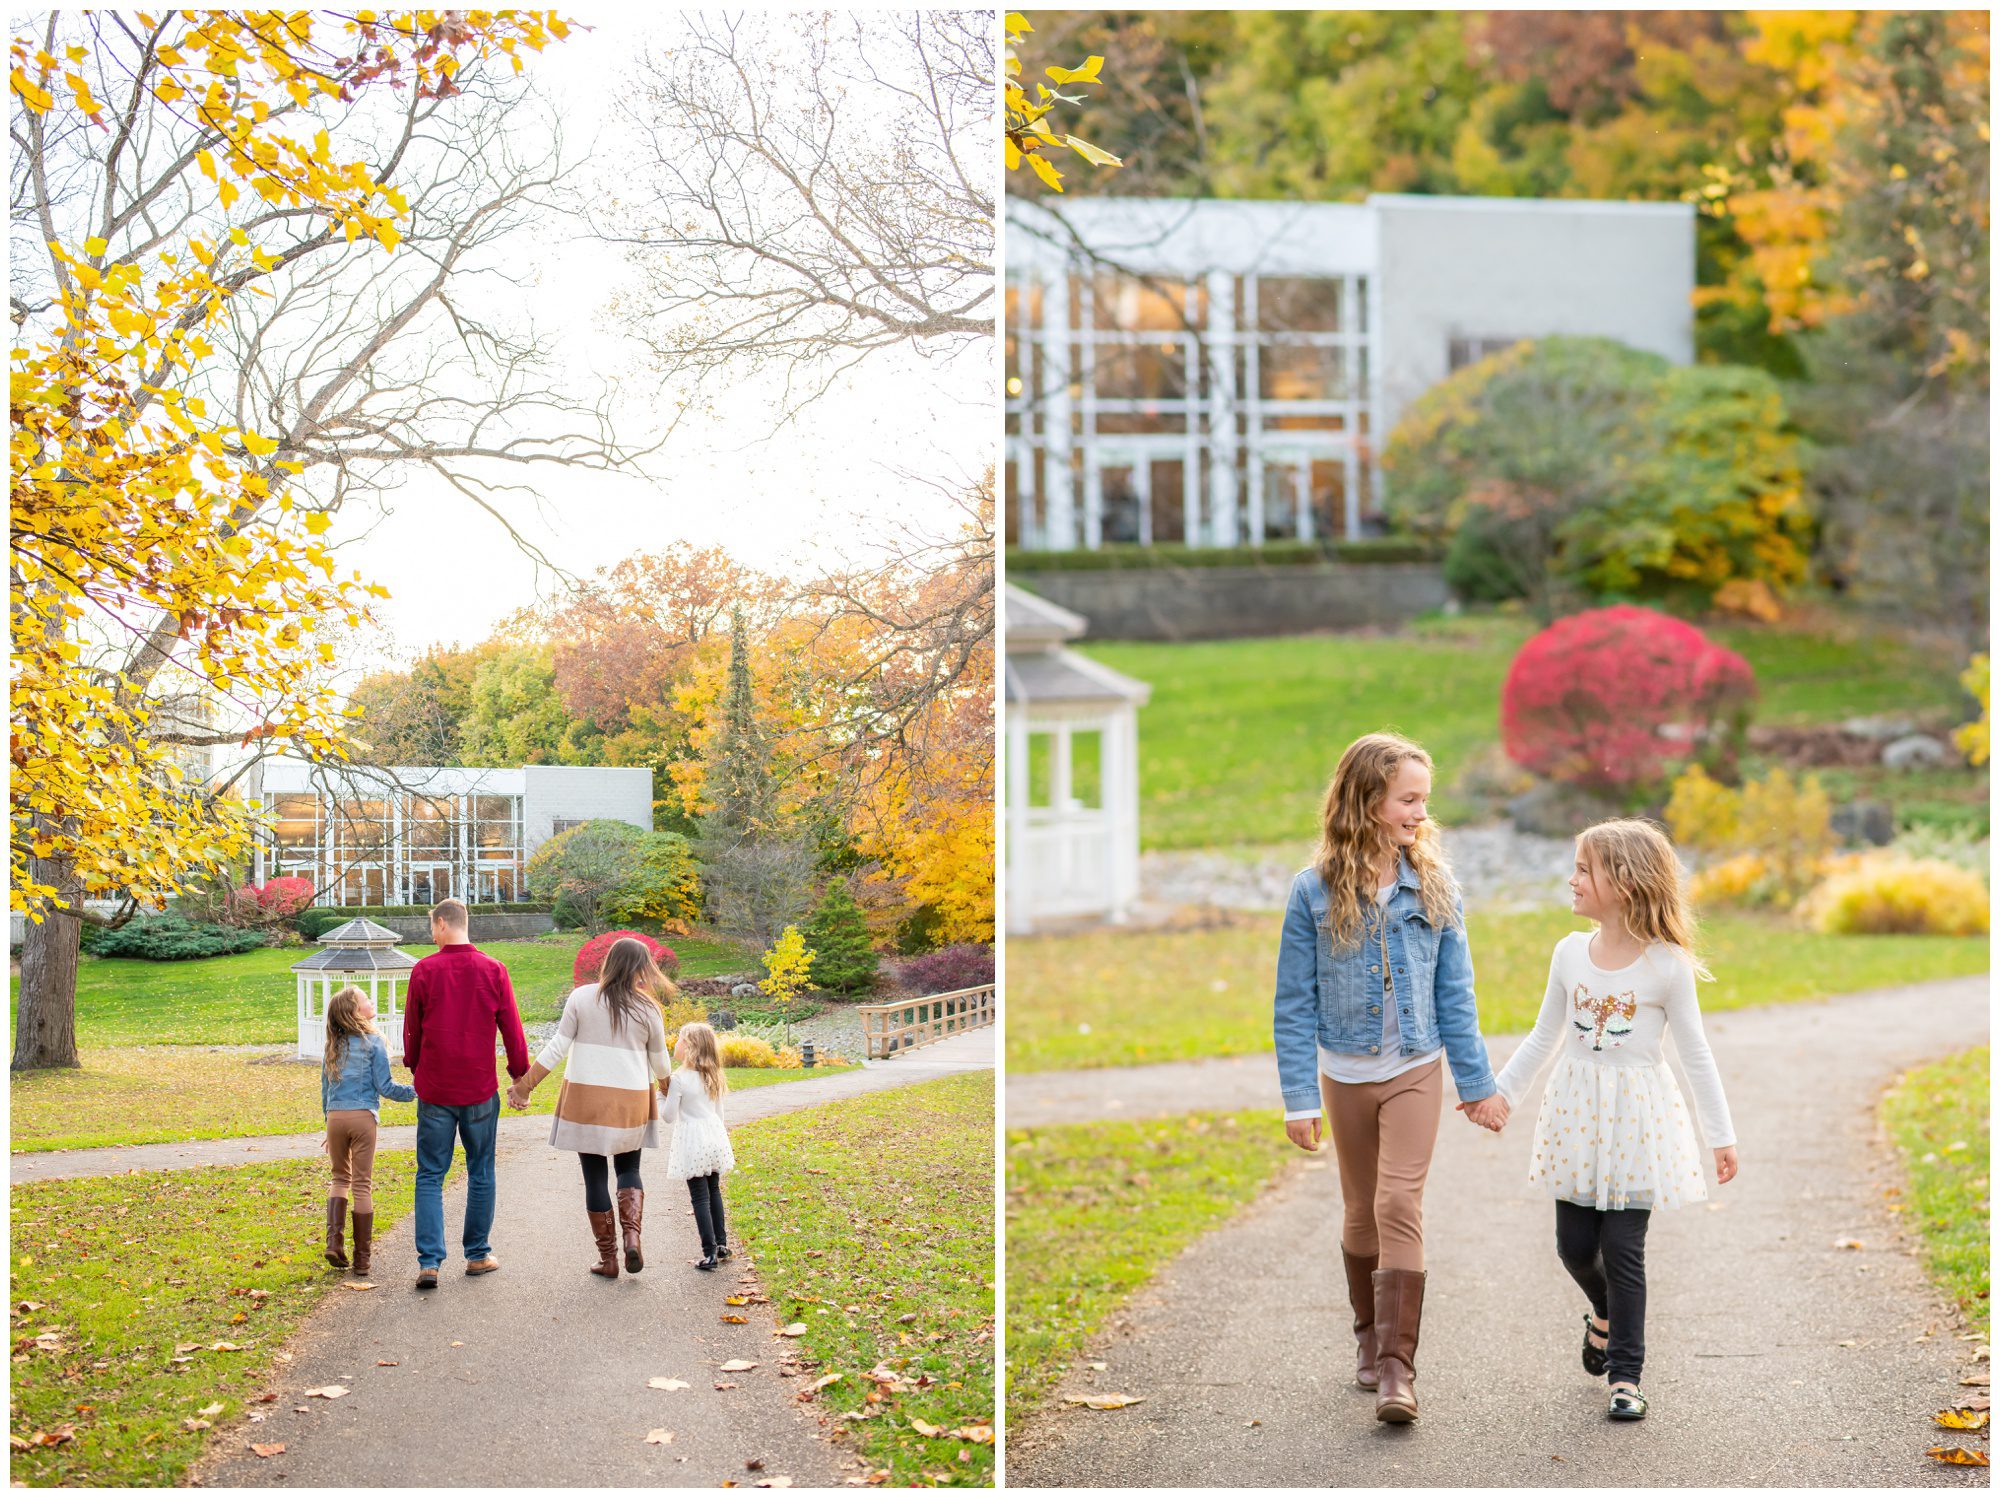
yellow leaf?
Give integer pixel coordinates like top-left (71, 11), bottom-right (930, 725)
top-left (1935, 1408), bottom-right (1991, 1431)
top-left (304, 512), bottom-right (331, 535)
top-left (242, 431), bottom-right (280, 456)
top-left (1045, 56), bottom-right (1104, 86)
top-left (1063, 1393), bottom-right (1145, 1410)
top-left (1064, 135), bottom-right (1122, 169)
top-left (1027, 153), bottom-right (1063, 193)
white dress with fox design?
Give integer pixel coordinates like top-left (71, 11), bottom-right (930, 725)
top-left (1493, 932), bottom-right (1736, 1211)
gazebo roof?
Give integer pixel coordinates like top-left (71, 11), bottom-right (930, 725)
top-left (1005, 647), bottom-right (1151, 707)
top-left (290, 917), bottom-right (417, 974)
top-left (1004, 585), bottom-right (1088, 652)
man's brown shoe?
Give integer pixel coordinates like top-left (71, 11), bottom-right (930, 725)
top-left (415, 1267), bottom-right (439, 1290)
top-left (464, 1256), bottom-right (501, 1276)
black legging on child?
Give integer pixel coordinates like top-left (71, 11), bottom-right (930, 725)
top-left (686, 1173), bottom-right (727, 1253)
top-left (579, 1150), bottom-right (643, 1212)
top-left (1555, 1199), bottom-right (1651, 1386)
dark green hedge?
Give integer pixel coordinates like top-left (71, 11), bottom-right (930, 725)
top-left (87, 913), bottom-right (269, 961)
top-left (1006, 538), bottom-right (1440, 572)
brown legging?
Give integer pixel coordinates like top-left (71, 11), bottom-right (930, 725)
top-left (1321, 1059), bottom-right (1443, 1271)
top-left (325, 1109), bottom-right (380, 1215)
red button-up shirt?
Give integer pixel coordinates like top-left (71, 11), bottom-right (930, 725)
top-left (402, 943), bottom-right (530, 1107)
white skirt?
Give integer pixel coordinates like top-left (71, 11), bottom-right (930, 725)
top-left (663, 1115), bottom-right (736, 1181)
top-left (1527, 1054), bottom-right (1707, 1211)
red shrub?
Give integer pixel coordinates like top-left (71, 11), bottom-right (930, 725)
top-left (1501, 605), bottom-right (1756, 791)
top-left (230, 875), bottom-right (316, 925)
top-left (572, 929), bottom-right (680, 986)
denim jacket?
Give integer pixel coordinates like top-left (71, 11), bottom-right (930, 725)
top-left (322, 1031), bottom-right (418, 1116)
top-left (1272, 855), bottom-right (1498, 1115)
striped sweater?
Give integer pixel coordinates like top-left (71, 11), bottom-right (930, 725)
top-left (537, 984), bottom-right (671, 1155)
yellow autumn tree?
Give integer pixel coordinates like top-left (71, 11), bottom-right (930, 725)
top-left (10, 11), bottom-right (569, 1070)
top-left (1004, 11), bottom-right (1122, 192)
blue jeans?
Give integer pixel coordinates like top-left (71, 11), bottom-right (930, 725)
top-left (414, 1094), bottom-right (500, 1269)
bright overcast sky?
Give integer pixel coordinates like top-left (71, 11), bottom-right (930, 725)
top-left (327, 13), bottom-right (995, 679)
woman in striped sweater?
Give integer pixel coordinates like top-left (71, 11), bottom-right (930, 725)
top-left (508, 938), bottom-right (674, 1278)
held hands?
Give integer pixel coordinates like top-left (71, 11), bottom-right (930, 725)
top-left (1283, 1116), bottom-right (1322, 1152)
top-left (1714, 1146), bottom-right (1739, 1185)
top-left (505, 1082), bottom-right (531, 1111)
top-left (1454, 1093), bottom-right (1510, 1132)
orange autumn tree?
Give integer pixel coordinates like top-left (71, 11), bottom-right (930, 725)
top-left (10, 11), bottom-right (569, 1070)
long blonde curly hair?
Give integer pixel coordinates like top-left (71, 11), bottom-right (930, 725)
top-left (322, 985), bottom-right (376, 1082)
top-left (1313, 733), bottom-right (1459, 951)
top-left (1576, 818), bottom-right (1711, 979)
top-left (674, 1021), bottom-right (728, 1104)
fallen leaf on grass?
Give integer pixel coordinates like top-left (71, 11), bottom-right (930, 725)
top-left (1936, 1409), bottom-right (1991, 1431)
top-left (1926, 1446), bottom-right (1989, 1466)
top-left (779, 1324), bottom-right (807, 1338)
top-left (649, 1377), bottom-right (692, 1392)
top-left (209, 1341), bottom-right (244, 1352)
top-left (250, 1443), bottom-right (285, 1459)
top-left (8, 1435), bottom-right (30, 1451)
top-left (182, 1418), bottom-right (212, 1432)
top-left (911, 1419), bottom-right (942, 1437)
top-left (811, 1373), bottom-right (843, 1391)
top-left (305, 1386), bottom-right (348, 1400)
top-left (645, 1429), bottom-right (676, 1445)
top-left (1064, 1394), bottom-right (1145, 1410)
top-left (198, 1402), bottom-right (224, 1417)
top-left (954, 1425), bottom-right (995, 1444)
top-left (719, 1360), bottom-right (758, 1372)
top-left (30, 1425), bottom-right (76, 1448)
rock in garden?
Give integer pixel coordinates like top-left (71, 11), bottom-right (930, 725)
top-left (1842, 714), bottom-right (1919, 741)
top-left (1882, 734), bottom-right (1953, 771)
top-left (730, 982), bottom-right (761, 998)
top-left (1831, 800), bottom-right (1896, 847)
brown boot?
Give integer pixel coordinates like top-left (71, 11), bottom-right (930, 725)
top-left (350, 1212), bottom-right (374, 1278)
top-left (587, 1209), bottom-right (619, 1278)
top-left (323, 1197), bottom-right (348, 1269)
top-left (1342, 1248), bottom-right (1380, 1390)
top-left (616, 1187), bottom-right (645, 1274)
top-left (1372, 1267), bottom-right (1426, 1423)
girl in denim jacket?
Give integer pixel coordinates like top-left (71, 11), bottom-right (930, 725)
top-left (321, 985), bottom-right (416, 1278)
top-left (1272, 732), bottom-right (1502, 1424)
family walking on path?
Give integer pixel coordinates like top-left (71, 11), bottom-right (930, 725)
top-left (317, 899), bottom-right (734, 1288)
top-left (1273, 733), bottom-right (1738, 1426)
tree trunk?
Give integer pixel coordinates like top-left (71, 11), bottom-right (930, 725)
top-left (12, 846), bottom-right (83, 1071)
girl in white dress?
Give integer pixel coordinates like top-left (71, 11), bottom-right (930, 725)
top-left (660, 1021), bottom-right (737, 1269)
top-left (1489, 818), bottom-right (1740, 1422)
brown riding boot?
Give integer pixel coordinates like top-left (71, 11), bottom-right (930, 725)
top-left (1341, 1248), bottom-right (1380, 1390)
top-left (1372, 1267), bottom-right (1426, 1423)
top-left (616, 1187), bottom-right (645, 1274)
top-left (587, 1209), bottom-right (620, 1278)
top-left (350, 1212), bottom-right (374, 1278)
top-left (323, 1197), bottom-right (349, 1269)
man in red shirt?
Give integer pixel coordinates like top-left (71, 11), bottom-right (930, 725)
top-left (403, 898), bottom-right (530, 1288)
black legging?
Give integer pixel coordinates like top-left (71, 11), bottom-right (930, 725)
top-left (579, 1150), bottom-right (643, 1213)
top-left (686, 1173), bottom-right (727, 1253)
top-left (1555, 1199), bottom-right (1651, 1386)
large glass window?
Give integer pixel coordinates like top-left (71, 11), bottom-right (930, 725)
top-left (270, 794), bottom-right (316, 853)
top-left (1257, 277), bottom-right (1344, 333)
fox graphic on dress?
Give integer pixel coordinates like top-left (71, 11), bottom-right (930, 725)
top-left (1571, 983), bottom-right (1637, 1051)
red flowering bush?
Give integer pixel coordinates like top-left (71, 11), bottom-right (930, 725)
top-left (229, 875), bottom-right (316, 925)
top-left (572, 928), bottom-right (679, 985)
top-left (892, 943), bottom-right (995, 996)
top-left (1501, 605), bottom-right (1756, 792)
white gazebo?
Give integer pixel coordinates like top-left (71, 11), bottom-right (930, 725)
top-left (1004, 585), bottom-right (1150, 934)
top-left (292, 918), bottom-right (417, 1060)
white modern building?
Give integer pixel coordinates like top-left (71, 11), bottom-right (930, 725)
top-left (1005, 193), bottom-right (1696, 551)
top-left (248, 758), bottom-right (653, 907)
top-left (1004, 586), bottom-right (1149, 934)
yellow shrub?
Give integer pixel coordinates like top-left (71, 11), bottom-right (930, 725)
top-left (718, 1034), bottom-right (780, 1069)
top-left (1666, 765), bottom-right (1742, 852)
top-left (661, 999), bottom-right (708, 1038)
top-left (1953, 653), bottom-right (1989, 767)
top-left (1690, 853), bottom-right (1772, 907)
top-left (1805, 856), bottom-right (1990, 937)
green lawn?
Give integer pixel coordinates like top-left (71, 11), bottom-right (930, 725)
top-left (7, 932), bottom-right (753, 1048)
top-left (1006, 905), bottom-right (1992, 1072)
top-left (8, 1150), bottom-right (449, 1486)
top-left (1881, 1047), bottom-right (1991, 1340)
top-left (729, 1071), bottom-right (994, 1487)
top-left (1005, 1111), bottom-right (1296, 1416)
top-left (9, 1051), bottom-right (856, 1153)
top-left (1076, 614), bottom-right (1974, 850)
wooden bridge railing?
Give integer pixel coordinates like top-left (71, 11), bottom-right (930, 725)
top-left (856, 984), bottom-right (996, 1059)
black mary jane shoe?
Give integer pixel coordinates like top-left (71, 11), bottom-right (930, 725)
top-left (695, 1251), bottom-right (720, 1272)
top-left (1608, 1386), bottom-right (1648, 1421)
top-left (1581, 1313), bottom-right (1610, 1377)
top-left (715, 1244), bottom-right (734, 1262)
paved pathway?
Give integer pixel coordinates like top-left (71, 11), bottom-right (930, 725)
top-left (14, 1028), bottom-right (995, 1185)
top-left (1006, 978), bottom-right (1989, 1488)
top-left (176, 1026), bottom-right (993, 1488)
